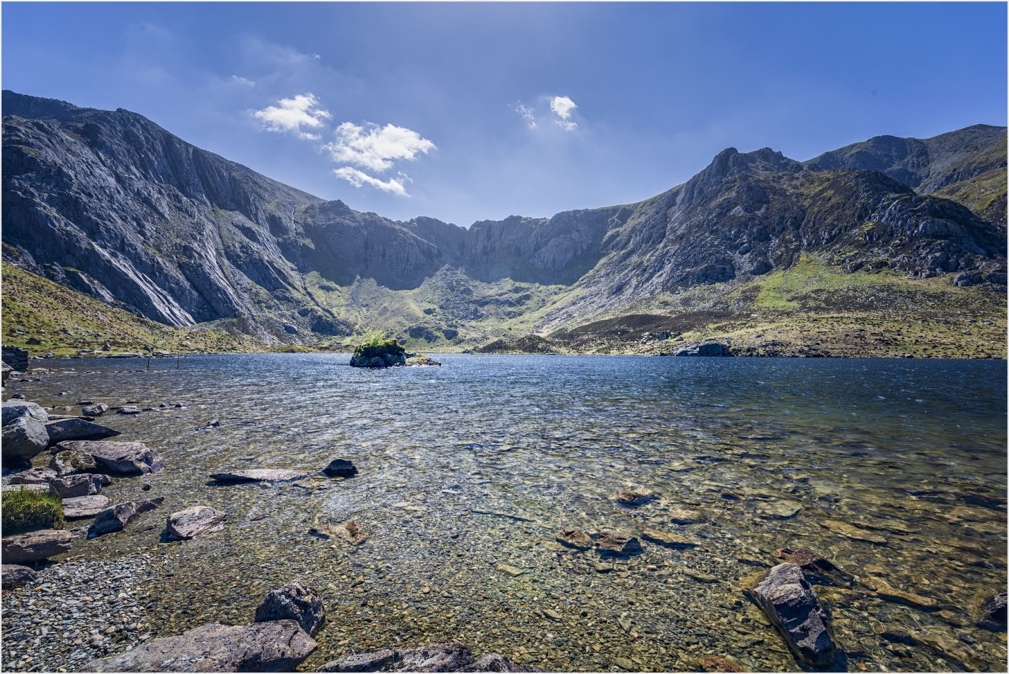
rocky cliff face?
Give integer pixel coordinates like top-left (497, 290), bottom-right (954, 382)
top-left (2, 91), bottom-right (1005, 343)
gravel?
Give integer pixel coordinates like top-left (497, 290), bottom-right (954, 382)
top-left (1, 554), bottom-right (156, 672)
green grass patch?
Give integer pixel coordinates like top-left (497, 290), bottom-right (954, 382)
top-left (2, 488), bottom-right (64, 535)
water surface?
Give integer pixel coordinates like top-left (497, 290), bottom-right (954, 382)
top-left (8, 355), bottom-right (1007, 671)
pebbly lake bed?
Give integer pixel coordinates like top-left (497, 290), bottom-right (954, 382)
top-left (2, 354), bottom-right (1006, 672)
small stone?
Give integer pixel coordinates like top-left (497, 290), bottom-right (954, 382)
top-left (323, 459), bottom-right (358, 478)
top-left (614, 489), bottom-right (658, 507)
top-left (496, 564), bottom-right (525, 577)
top-left (614, 657), bottom-right (635, 670)
top-left (117, 406), bottom-right (140, 415)
top-left (555, 529), bottom-right (593, 550)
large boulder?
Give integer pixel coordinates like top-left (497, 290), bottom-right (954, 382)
top-left (748, 563), bottom-right (839, 669)
top-left (1, 564), bottom-right (39, 588)
top-left (255, 583), bottom-right (325, 637)
top-left (88, 498), bottom-right (164, 538)
top-left (86, 620), bottom-right (317, 672)
top-left (2, 415), bottom-right (50, 465)
top-left (45, 418), bottom-right (120, 444)
top-left (48, 473), bottom-right (111, 499)
top-left (1, 529), bottom-right (72, 563)
top-left (166, 506), bottom-right (226, 540)
top-left (2, 399), bottom-right (48, 427)
top-left (210, 469), bottom-right (308, 483)
top-left (62, 494), bottom-right (112, 519)
top-left (55, 440), bottom-right (164, 475)
top-left (50, 449), bottom-right (99, 476)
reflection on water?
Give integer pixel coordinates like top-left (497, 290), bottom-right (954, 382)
top-left (8, 355), bottom-right (1007, 671)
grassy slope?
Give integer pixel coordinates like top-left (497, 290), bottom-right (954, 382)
top-left (1, 262), bottom-right (262, 356)
top-left (554, 256), bottom-right (1006, 358)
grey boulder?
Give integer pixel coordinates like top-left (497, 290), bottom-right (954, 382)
top-left (166, 506), bottom-right (226, 540)
top-left (255, 582), bottom-right (325, 636)
top-left (2, 400), bottom-right (48, 427)
top-left (1, 529), bottom-right (72, 563)
top-left (86, 619), bottom-right (317, 672)
top-left (8, 467), bottom-right (58, 485)
top-left (1, 564), bottom-right (39, 588)
top-left (316, 646), bottom-right (539, 673)
top-left (45, 418), bottom-right (120, 443)
top-left (397, 643), bottom-right (475, 672)
top-left (82, 403), bottom-right (109, 416)
top-left (62, 494), bottom-right (112, 519)
top-left (88, 498), bottom-right (165, 538)
top-left (48, 473), bottom-right (111, 499)
top-left (2, 415), bottom-right (50, 464)
top-left (50, 449), bottom-right (99, 476)
top-left (55, 440), bottom-right (165, 475)
top-left (318, 650), bottom-right (397, 672)
top-left (749, 563), bottom-right (839, 668)
top-left (323, 459), bottom-right (358, 478)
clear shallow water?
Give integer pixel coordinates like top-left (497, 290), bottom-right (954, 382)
top-left (7, 355), bottom-right (1007, 671)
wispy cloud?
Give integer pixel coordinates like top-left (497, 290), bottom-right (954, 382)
top-left (514, 102), bottom-right (537, 129)
top-left (550, 95), bottom-right (578, 131)
top-left (230, 75), bottom-right (256, 88)
top-left (323, 122), bottom-right (436, 173)
top-left (251, 93), bottom-right (331, 140)
top-left (334, 167), bottom-right (409, 196)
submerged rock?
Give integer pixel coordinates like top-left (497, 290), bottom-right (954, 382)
top-left (323, 459), bottom-right (358, 478)
top-left (210, 469), bottom-right (309, 483)
top-left (595, 530), bottom-right (642, 557)
top-left (316, 643), bottom-right (535, 673)
top-left (62, 494), bottom-right (112, 519)
top-left (1, 529), bottom-right (72, 563)
top-left (86, 619), bottom-right (317, 672)
top-left (55, 440), bottom-right (165, 475)
top-left (1, 564), bottom-right (38, 588)
top-left (166, 506), bottom-right (226, 540)
top-left (667, 507), bottom-right (706, 524)
top-left (88, 498), bottom-right (164, 538)
top-left (820, 519), bottom-right (887, 544)
top-left (773, 547), bottom-right (855, 587)
top-left (976, 592), bottom-right (1007, 630)
top-left (748, 563), bottom-right (839, 669)
top-left (695, 656), bottom-right (744, 672)
top-left (555, 528), bottom-right (593, 550)
top-left (614, 488), bottom-right (659, 507)
top-left (255, 583), bottom-right (326, 637)
top-left (44, 417), bottom-right (120, 444)
top-left (641, 528), bottom-right (697, 548)
top-left (865, 577), bottom-right (939, 610)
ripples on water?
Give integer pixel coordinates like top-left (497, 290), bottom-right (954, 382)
top-left (10, 355), bottom-right (1008, 671)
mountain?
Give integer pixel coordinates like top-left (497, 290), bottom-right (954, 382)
top-left (2, 91), bottom-right (1005, 357)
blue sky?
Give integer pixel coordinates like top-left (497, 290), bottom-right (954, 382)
top-left (3, 3), bottom-right (1006, 227)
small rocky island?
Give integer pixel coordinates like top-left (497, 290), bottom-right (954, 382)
top-left (349, 335), bottom-right (440, 368)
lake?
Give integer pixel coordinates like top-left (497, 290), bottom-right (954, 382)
top-left (4, 354), bottom-right (1007, 671)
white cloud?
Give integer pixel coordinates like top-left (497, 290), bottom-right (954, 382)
top-left (323, 122), bottom-right (436, 173)
top-left (550, 95), bottom-right (578, 131)
top-left (251, 93), bottom-right (331, 140)
top-left (230, 75), bottom-right (256, 87)
top-left (334, 167), bottom-right (409, 196)
top-left (514, 103), bottom-right (537, 129)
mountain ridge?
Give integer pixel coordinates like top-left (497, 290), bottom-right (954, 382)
top-left (2, 90), bottom-right (1005, 354)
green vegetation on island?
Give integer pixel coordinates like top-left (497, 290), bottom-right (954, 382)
top-left (349, 333), bottom-right (407, 368)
